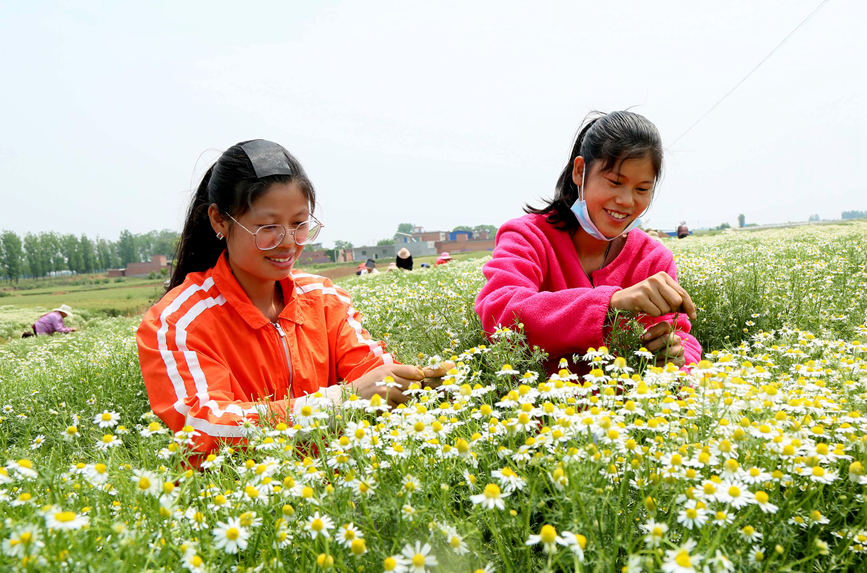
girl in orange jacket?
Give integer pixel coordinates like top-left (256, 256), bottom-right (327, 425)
top-left (137, 140), bottom-right (432, 458)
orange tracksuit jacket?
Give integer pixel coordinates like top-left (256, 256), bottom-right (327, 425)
top-left (136, 252), bottom-right (393, 456)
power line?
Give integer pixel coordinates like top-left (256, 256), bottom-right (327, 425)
top-left (671, 0), bottom-right (831, 147)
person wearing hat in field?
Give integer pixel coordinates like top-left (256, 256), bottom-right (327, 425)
top-left (395, 247), bottom-right (413, 271)
top-left (435, 251), bottom-right (453, 266)
top-left (22, 304), bottom-right (77, 337)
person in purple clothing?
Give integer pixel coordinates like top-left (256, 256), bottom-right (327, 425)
top-left (22, 304), bottom-right (76, 337)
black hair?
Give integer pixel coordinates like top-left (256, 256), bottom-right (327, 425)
top-left (525, 110), bottom-right (663, 234)
top-left (168, 140), bottom-right (316, 290)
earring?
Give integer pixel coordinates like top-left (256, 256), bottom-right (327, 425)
top-left (216, 231), bottom-right (224, 240)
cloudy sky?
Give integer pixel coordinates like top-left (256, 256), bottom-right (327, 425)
top-left (1, 0), bottom-right (863, 247)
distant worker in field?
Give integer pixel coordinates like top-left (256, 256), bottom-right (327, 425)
top-left (395, 247), bottom-right (413, 270)
top-left (22, 304), bottom-right (76, 337)
top-left (137, 140), bottom-right (448, 462)
top-left (677, 221), bottom-right (689, 239)
top-left (475, 110), bottom-right (702, 373)
top-left (434, 251), bottom-right (453, 265)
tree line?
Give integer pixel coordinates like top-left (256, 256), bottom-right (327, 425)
top-left (0, 229), bottom-right (178, 282)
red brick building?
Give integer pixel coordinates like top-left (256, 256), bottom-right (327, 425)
top-left (108, 255), bottom-right (172, 278)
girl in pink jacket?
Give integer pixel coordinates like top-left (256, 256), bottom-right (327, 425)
top-left (475, 111), bottom-right (701, 371)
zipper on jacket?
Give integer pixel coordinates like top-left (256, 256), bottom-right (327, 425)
top-left (272, 322), bottom-right (294, 398)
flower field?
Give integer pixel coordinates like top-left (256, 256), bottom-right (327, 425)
top-left (1, 223), bottom-right (866, 572)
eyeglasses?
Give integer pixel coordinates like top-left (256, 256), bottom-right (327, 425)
top-left (226, 214), bottom-right (323, 250)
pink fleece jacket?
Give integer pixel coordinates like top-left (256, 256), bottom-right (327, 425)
top-left (475, 213), bottom-right (702, 367)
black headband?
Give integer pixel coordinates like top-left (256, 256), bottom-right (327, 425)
top-left (240, 140), bottom-right (294, 179)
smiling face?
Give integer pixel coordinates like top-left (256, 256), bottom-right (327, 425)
top-left (208, 181), bottom-right (310, 295)
top-left (572, 155), bottom-right (655, 239)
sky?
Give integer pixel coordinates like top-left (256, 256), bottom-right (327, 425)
top-left (1, 0), bottom-right (864, 248)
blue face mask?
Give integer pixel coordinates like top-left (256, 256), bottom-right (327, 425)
top-left (570, 168), bottom-right (650, 242)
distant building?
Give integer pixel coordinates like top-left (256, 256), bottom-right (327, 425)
top-left (297, 243), bottom-right (331, 265)
top-left (108, 254), bottom-right (172, 278)
top-left (351, 245), bottom-right (395, 261)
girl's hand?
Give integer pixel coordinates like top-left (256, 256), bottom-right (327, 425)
top-left (609, 271), bottom-right (697, 320)
top-left (351, 361), bottom-right (456, 408)
top-left (641, 322), bottom-right (685, 367)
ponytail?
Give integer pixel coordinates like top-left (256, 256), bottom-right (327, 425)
top-left (167, 166), bottom-right (226, 291)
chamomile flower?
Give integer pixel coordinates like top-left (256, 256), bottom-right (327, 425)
top-left (752, 490), bottom-right (779, 514)
top-left (61, 425), bottom-right (80, 441)
top-left (525, 524), bottom-right (564, 554)
top-left (93, 410), bottom-right (120, 428)
top-left (383, 554), bottom-right (409, 572)
top-left (662, 538), bottom-right (700, 573)
top-left (400, 541), bottom-right (438, 573)
top-left (642, 519), bottom-right (668, 547)
top-left (677, 501), bottom-right (709, 530)
top-left (29, 434), bottom-right (46, 450)
top-left (1, 525), bottom-right (43, 558)
top-left (438, 524), bottom-right (468, 555)
top-left (469, 483), bottom-right (509, 510)
top-left (739, 525), bottom-right (762, 543)
top-left (495, 364), bottom-right (519, 377)
top-left (337, 523), bottom-right (363, 549)
top-left (131, 469), bottom-right (162, 497)
top-left (491, 466), bottom-right (526, 493)
top-left (96, 433), bottom-right (121, 450)
top-left (43, 507), bottom-right (89, 530)
top-left (305, 512), bottom-right (334, 540)
top-left (212, 517), bottom-right (249, 554)
top-left (560, 531), bottom-right (588, 561)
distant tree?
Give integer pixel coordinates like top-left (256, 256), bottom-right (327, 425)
top-left (842, 210), bottom-right (867, 220)
top-left (117, 229), bottom-right (138, 265)
top-left (397, 223), bottom-right (414, 234)
top-left (0, 231), bottom-right (22, 282)
top-left (41, 233), bottom-right (64, 273)
top-left (79, 234), bottom-right (95, 273)
top-left (737, 214), bottom-right (745, 228)
top-left (452, 225), bottom-right (473, 232)
top-left (333, 240), bottom-right (353, 250)
top-left (377, 238), bottom-right (395, 246)
top-left (473, 224), bottom-right (498, 236)
top-left (96, 238), bottom-right (117, 271)
top-left (60, 234), bottom-right (83, 273)
top-left (151, 230), bottom-right (179, 258)
top-left (23, 233), bottom-right (44, 278)
top-left (716, 222), bottom-right (731, 231)
top-left (808, 214), bottom-right (820, 222)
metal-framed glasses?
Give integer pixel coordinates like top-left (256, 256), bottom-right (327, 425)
top-left (227, 214), bottom-right (323, 250)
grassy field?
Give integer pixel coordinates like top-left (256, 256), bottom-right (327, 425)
top-left (0, 224), bottom-right (865, 571)
top-left (0, 277), bottom-right (166, 341)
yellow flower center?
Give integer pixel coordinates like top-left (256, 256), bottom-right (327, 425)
top-left (540, 524), bottom-right (557, 544)
top-left (483, 483), bottom-right (501, 498)
top-left (312, 518), bottom-right (323, 532)
top-left (675, 550), bottom-right (692, 567)
top-left (226, 527), bottom-right (239, 540)
top-left (412, 553), bottom-right (426, 567)
top-left (55, 511), bottom-right (76, 523)
top-left (351, 538), bottom-right (366, 555)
